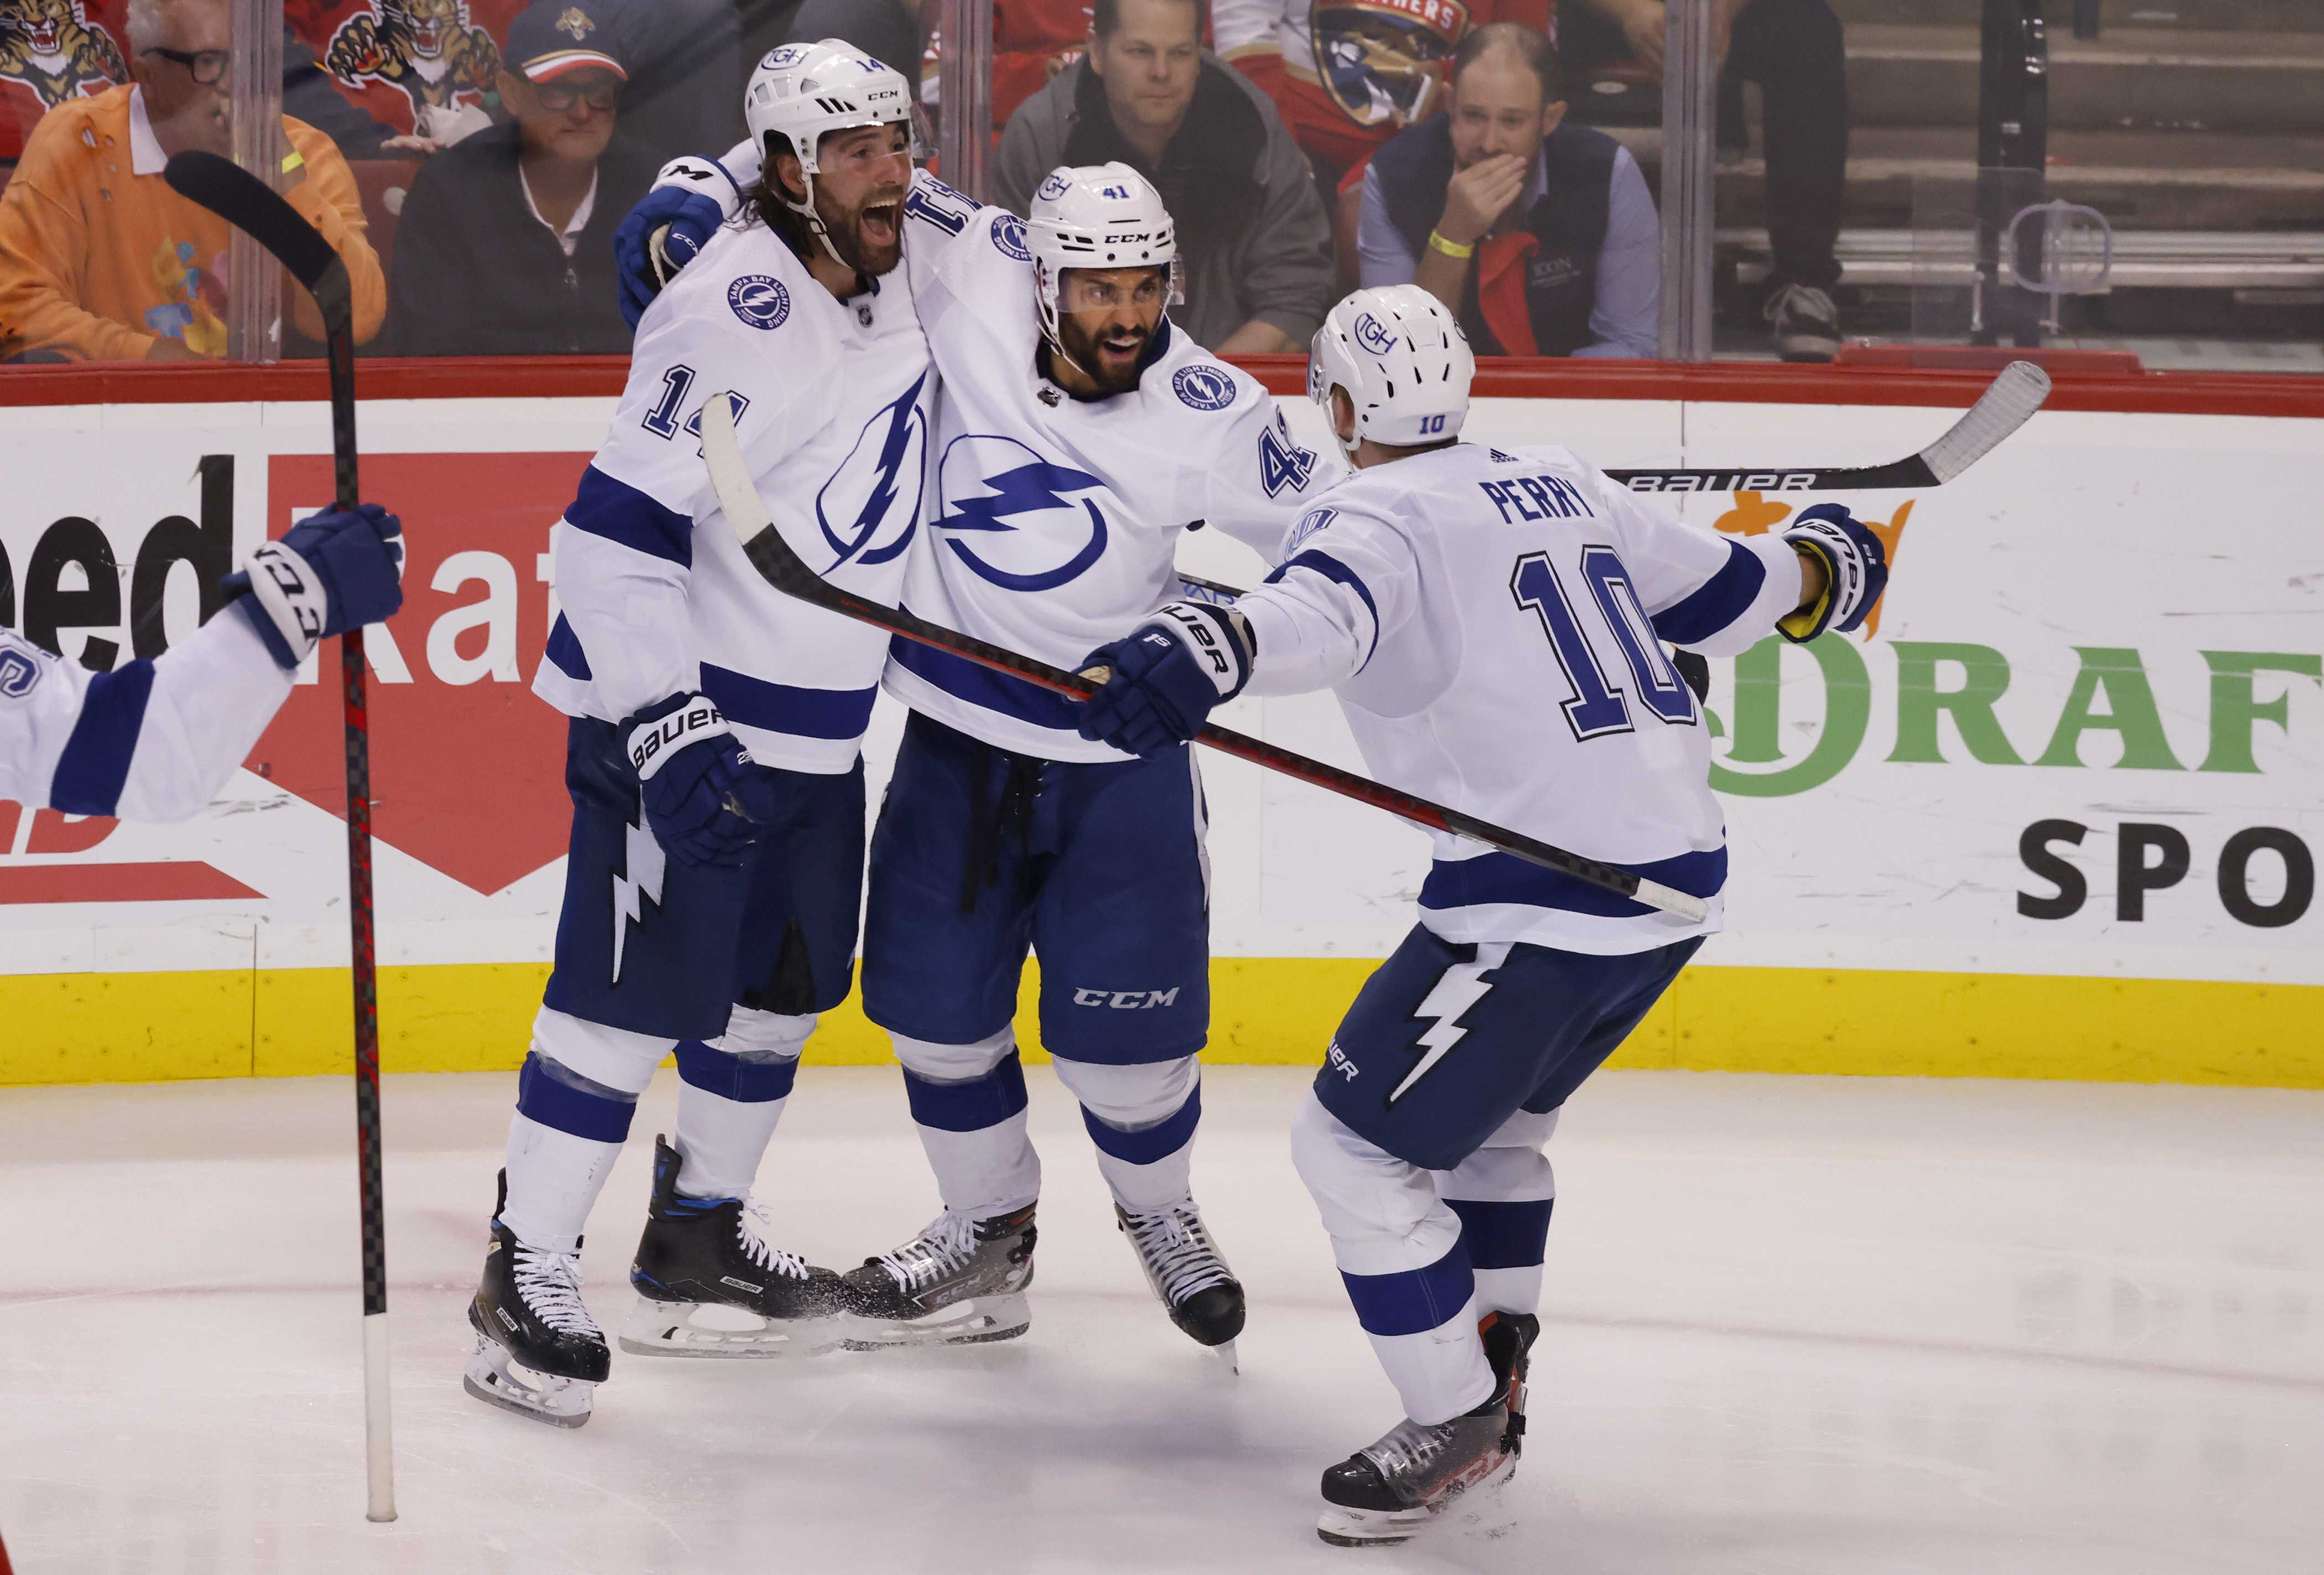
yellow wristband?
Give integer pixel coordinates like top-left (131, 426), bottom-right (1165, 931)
top-left (1426, 229), bottom-right (1475, 261)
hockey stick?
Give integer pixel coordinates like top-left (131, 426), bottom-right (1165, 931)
top-left (162, 151), bottom-right (396, 1525)
top-left (699, 398), bottom-right (1708, 924)
top-left (1602, 360), bottom-right (2052, 493)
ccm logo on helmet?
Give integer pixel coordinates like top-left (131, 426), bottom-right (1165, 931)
top-left (728, 275), bottom-right (791, 330)
top-left (1172, 366), bottom-right (1236, 412)
top-left (1353, 312), bottom-right (1399, 356)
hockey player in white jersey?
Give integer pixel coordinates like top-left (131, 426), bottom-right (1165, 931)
top-left (463, 40), bottom-right (935, 1428)
top-left (1076, 284), bottom-right (1889, 1541)
top-left (615, 157), bottom-right (1338, 1358)
top-left (0, 504), bottom-right (402, 820)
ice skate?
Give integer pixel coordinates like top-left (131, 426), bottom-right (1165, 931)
top-left (621, 1135), bottom-right (850, 1359)
top-left (839, 1203), bottom-right (1037, 1348)
top-left (463, 1184), bottom-right (610, 1428)
top-left (1315, 1312), bottom-right (1539, 1547)
top-left (1116, 1198), bottom-right (1244, 1371)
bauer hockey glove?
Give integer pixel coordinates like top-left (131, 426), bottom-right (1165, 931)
top-left (224, 502), bottom-right (406, 670)
top-left (621, 692), bottom-right (777, 868)
top-left (615, 156), bottom-right (744, 328)
top-left (1077, 603), bottom-right (1256, 758)
top-left (1777, 503), bottom-right (1890, 642)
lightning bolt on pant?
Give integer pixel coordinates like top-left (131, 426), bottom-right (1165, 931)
top-left (1293, 925), bottom-right (1702, 1424)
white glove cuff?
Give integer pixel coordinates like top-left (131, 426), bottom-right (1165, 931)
top-left (650, 154), bottom-right (745, 222)
top-left (242, 540), bottom-right (328, 666)
top-left (626, 696), bottom-right (730, 782)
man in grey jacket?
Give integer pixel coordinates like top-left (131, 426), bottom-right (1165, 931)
top-left (994, 0), bottom-right (1335, 354)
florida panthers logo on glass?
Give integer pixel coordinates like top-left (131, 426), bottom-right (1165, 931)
top-left (936, 435), bottom-right (1111, 592)
top-left (815, 372), bottom-right (930, 572)
top-left (728, 275), bottom-right (791, 330)
top-left (1353, 312), bottom-right (1399, 357)
top-left (1171, 365), bottom-right (1236, 412)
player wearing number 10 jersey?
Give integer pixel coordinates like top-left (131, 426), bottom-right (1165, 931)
top-left (1075, 283), bottom-right (1890, 1542)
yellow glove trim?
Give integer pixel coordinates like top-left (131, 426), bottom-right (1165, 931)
top-left (1776, 543), bottom-right (1833, 643)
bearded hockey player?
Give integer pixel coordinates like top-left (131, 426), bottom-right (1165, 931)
top-left (1076, 284), bottom-right (1889, 1541)
top-left (616, 158), bottom-right (1338, 1361)
top-left (463, 39), bottom-right (933, 1428)
top-left (0, 504), bottom-right (402, 820)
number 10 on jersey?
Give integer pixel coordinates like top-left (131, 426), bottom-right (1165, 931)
top-left (1511, 548), bottom-right (1697, 741)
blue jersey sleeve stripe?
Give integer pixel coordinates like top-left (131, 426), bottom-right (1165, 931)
top-left (886, 630), bottom-right (1085, 732)
top-left (50, 658), bottom-right (157, 817)
top-left (566, 465), bottom-right (694, 567)
top-left (1264, 549), bottom-right (1381, 669)
top-left (543, 613), bottom-right (593, 681)
top-left (1418, 845), bottom-right (1726, 920)
top-left (1651, 535), bottom-right (1766, 646)
top-left (699, 663), bottom-right (878, 742)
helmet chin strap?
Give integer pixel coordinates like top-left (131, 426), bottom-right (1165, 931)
top-left (784, 168), bottom-right (852, 269)
top-left (1035, 262), bottom-right (1098, 384)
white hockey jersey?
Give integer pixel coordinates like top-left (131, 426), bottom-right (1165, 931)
top-left (0, 614), bottom-right (291, 822)
top-left (882, 175), bottom-right (1340, 762)
top-left (533, 208), bottom-right (933, 774)
top-left (1237, 442), bottom-right (1807, 954)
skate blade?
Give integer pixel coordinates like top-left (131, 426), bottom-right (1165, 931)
top-left (463, 1335), bottom-right (593, 1428)
top-left (840, 1292), bottom-right (1030, 1350)
top-left (618, 1296), bottom-right (844, 1360)
top-left (1314, 1454), bottom-right (1518, 1548)
top-left (1206, 1339), bottom-right (1240, 1377)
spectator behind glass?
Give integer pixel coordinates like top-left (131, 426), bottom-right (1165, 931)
top-left (1213, 0), bottom-right (1549, 197)
top-left (995, 0), bottom-right (1334, 355)
top-left (1357, 23), bottom-right (1657, 360)
top-left (0, 0), bottom-right (385, 362)
top-left (1563, 0), bottom-right (1848, 360)
top-left (388, 3), bottom-right (658, 355)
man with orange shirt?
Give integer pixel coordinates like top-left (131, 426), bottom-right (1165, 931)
top-left (1214, 0), bottom-right (1548, 192)
top-left (0, 0), bottom-right (382, 362)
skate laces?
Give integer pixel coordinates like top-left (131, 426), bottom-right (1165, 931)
top-left (511, 1243), bottom-right (602, 1339)
top-left (1360, 1415), bottom-right (1460, 1480)
top-left (735, 1195), bottom-right (810, 1281)
top-left (1120, 1201), bottom-right (1233, 1306)
top-left (876, 1210), bottom-right (980, 1292)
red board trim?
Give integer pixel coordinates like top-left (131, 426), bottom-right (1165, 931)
top-left (1, 353), bottom-right (2317, 421)
top-left (0, 862), bottom-right (264, 904)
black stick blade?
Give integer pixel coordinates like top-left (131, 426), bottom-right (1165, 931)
top-left (164, 149), bottom-right (351, 334)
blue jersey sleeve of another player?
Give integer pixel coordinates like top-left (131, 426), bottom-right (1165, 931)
top-left (551, 247), bottom-right (827, 720)
top-left (1579, 466), bottom-right (1806, 658)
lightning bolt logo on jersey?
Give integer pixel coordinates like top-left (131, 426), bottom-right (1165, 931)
top-left (886, 187), bottom-right (1340, 761)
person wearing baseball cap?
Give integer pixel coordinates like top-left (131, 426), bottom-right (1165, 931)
top-left (389, 3), bottom-right (662, 354)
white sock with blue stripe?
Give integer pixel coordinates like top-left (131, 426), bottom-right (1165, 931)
top-left (1052, 1054), bottom-right (1203, 1210)
top-left (1434, 1106), bottom-right (1559, 1318)
top-left (499, 1007), bottom-right (668, 1252)
top-left (672, 1007), bottom-right (815, 1199)
top-left (892, 1028), bottom-right (1042, 1218)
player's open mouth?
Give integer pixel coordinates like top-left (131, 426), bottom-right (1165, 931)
top-left (1096, 329), bottom-right (1148, 365)
top-left (860, 201), bottom-right (901, 247)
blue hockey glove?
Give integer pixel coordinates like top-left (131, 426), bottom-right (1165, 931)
top-left (225, 502), bottom-right (406, 669)
top-left (621, 692), bottom-right (776, 868)
top-left (1076, 603), bottom-right (1256, 758)
top-left (615, 156), bottom-right (743, 329)
top-left (1777, 502), bottom-right (1890, 642)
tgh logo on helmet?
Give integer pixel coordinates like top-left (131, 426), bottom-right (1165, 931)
top-left (1353, 312), bottom-right (1399, 357)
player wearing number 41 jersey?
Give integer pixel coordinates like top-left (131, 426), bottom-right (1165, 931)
top-left (1078, 283), bottom-right (1889, 1543)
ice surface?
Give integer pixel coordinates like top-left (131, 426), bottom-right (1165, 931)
top-left (3, 1065), bottom-right (2320, 1573)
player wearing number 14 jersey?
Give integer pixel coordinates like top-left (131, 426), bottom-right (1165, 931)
top-left (1076, 283), bottom-right (1890, 1541)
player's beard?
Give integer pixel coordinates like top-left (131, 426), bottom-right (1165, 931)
top-left (1055, 309), bottom-right (1157, 395)
top-left (817, 183), bottom-right (907, 277)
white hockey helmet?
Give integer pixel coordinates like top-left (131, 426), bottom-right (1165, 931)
top-left (1308, 284), bottom-right (1475, 454)
top-left (1027, 163), bottom-right (1182, 351)
top-left (745, 39), bottom-right (922, 261)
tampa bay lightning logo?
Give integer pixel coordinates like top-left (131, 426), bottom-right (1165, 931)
top-left (992, 213), bottom-right (1031, 261)
top-left (728, 275), bottom-right (791, 330)
top-left (937, 434), bottom-right (1110, 592)
top-left (1171, 365), bottom-right (1236, 412)
top-left (816, 371), bottom-right (930, 572)
top-left (0, 636), bottom-right (43, 698)
top-left (1353, 311), bottom-right (1399, 356)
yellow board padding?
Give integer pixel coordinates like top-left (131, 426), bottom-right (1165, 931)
top-left (0, 958), bottom-right (2317, 1088)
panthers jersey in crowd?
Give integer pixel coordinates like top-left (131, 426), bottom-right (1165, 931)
top-left (535, 207), bottom-right (933, 775)
top-left (1237, 442), bottom-right (1807, 954)
top-left (888, 175), bottom-right (1338, 762)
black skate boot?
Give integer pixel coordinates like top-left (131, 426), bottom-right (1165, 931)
top-left (463, 1172), bottom-right (610, 1428)
top-left (1116, 1199), bottom-right (1245, 1369)
top-left (1315, 1311), bottom-right (1539, 1547)
top-left (622, 1135), bottom-right (850, 1359)
top-left (839, 1203), bottom-right (1038, 1348)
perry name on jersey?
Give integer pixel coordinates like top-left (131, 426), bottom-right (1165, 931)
top-left (882, 174), bottom-right (1336, 763)
top-left (1238, 441), bottom-right (1808, 955)
top-left (537, 209), bottom-right (933, 774)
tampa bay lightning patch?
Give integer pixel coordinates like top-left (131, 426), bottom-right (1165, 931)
top-left (992, 213), bottom-right (1031, 261)
top-left (728, 274), bottom-right (791, 330)
top-left (0, 635), bottom-right (45, 698)
top-left (1171, 365), bottom-right (1237, 412)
